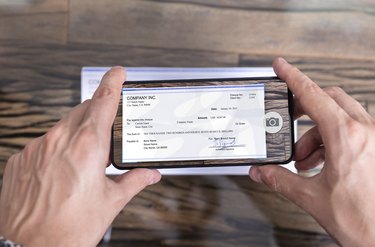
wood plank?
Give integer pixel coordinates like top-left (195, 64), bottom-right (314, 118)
top-left (0, 14), bottom-right (67, 43)
top-left (146, 0), bottom-right (375, 11)
top-left (69, 0), bottom-right (375, 59)
top-left (106, 176), bottom-right (334, 246)
top-left (0, 0), bottom-right (67, 16)
top-left (272, 228), bottom-right (338, 247)
top-left (0, 0), bottom-right (68, 43)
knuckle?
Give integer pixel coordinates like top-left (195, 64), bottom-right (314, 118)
top-left (23, 138), bottom-right (38, 155)
top-left (19, 138), bottom-right (40, 166)
top-left (293, 77), bottom-right (320, 102)
top-left (285, 66), bottom-right (301, 82)
top-left (79, 125), bottom-right (96, 138)
top-left (43, 127), bottom-right (61, 145)
top-left (324, 86), bottom-right (345, 97)
top-left (67, 124), bottom-right (100, 162)
top-left (303, 80), bottom-right (320, 94)
top-left (262, 168), bottom-right (282, 193)
top-left (7, 153), bottom-right (17, 163)
top-left (346, 119), bottom-right (364, 139)
top-left (77, 124), bottom-right (98, 144)
top-left (44, 129), bottom-right (58, 142)
top-left (343, 119), bottom-right (369, 153)
top-left (346, 118), bottom-right (361, 132)
top-left (94, 86), bottom-right (117, 100)
top-left (4, 153), bottom-right (18, 174)
top-left (40, 124), bottom-right (67, 155)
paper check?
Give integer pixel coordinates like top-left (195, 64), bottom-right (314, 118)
top-left (122, 84), bottom-right (267, 162)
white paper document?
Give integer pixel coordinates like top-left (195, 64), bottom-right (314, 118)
top-left (123, 84), bottom-right (267, 162)
top-left (81, 67), bottom-right (296, 175)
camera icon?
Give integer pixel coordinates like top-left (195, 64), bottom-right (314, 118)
top-left (265, 117), bottom-right (279, 127)
top-left (264, 112), bottom-right (283, 133)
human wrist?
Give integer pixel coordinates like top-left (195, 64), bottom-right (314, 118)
top-left (340, 229), bottom-right (375, 247)
top-left (330, 218), bottom-right (375, 247)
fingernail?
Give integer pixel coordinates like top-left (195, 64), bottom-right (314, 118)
top-left (278, 57), bottom-right (288, 64)
top-left (249, 167), bottom-right (262, 183)
top-left (111, 66), bottom-right (124, 70)
top-left (148, 170), bottom-right (162, 185)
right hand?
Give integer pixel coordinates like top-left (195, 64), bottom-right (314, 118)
top-left (249, 58), bottom-right (375, 246)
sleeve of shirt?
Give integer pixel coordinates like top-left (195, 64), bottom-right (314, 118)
top-left (0, 236), bottom-right (23, 247)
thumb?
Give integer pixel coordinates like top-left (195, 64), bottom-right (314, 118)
top-left (249, 165), bottom-right (312, 210)
top-left (113, 168), bottom-right (161, 205)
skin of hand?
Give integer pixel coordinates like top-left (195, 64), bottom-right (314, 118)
top-left (0, 67), bottom-right (162, 246)
top-left (249, 58), bottom-right (375, 246)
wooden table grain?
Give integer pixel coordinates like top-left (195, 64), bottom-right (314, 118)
top-left (1, 1), bottom-right (375, 246)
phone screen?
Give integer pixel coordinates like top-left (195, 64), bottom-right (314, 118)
top-left (112, 77), bottom-right (294, 169)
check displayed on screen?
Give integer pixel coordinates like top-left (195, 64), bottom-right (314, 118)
top-left (122, 84), bottom-right (267, 162)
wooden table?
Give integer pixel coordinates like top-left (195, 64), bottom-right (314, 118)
top-left (1, 1), bottom-right (374, 246)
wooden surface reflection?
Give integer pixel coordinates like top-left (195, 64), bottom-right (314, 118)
top-left (1, 0), bottom-right (375, 246)
top-left (106, 176), bottom-right (334, 247)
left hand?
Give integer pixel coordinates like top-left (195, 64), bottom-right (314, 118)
top-left (0, 67), bottom-right (162, 246)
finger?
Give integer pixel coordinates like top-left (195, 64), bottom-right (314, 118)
top-left (294, 126), bottom-right (322, 161)
top-left (84, 67), bottom-right (126, 134)
top-left (249, 165), bottom-right (313, 211)
top-left (273, 58), bottom-right (350, 144)
top-left (112, 169), bottom-right (161, 206)
top-left (324, 87), bottom-right (372, 124)
top-left (292, 95), bottom-right (305, 120)
top-left (295, 146), bottom-right (325, 171)
top-left (106, 157), bottom-right (112, 167)
top-left (293, 86), bottom-right (371, 123)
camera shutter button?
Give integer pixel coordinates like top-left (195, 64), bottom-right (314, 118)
top-left (264, 112), bottom-right (283, 133)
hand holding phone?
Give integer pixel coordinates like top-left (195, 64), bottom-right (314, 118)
top-left (112, 77), bottom-right (294, 169)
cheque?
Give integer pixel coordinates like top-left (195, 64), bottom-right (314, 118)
top-left (122, 84), bottom-right (267, 162)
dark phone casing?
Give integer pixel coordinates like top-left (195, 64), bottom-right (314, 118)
top-left (111, 77), bottom-right (294, 169)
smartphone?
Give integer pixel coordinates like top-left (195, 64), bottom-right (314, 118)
top-left (111, 77), bottom-right (294, 169)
